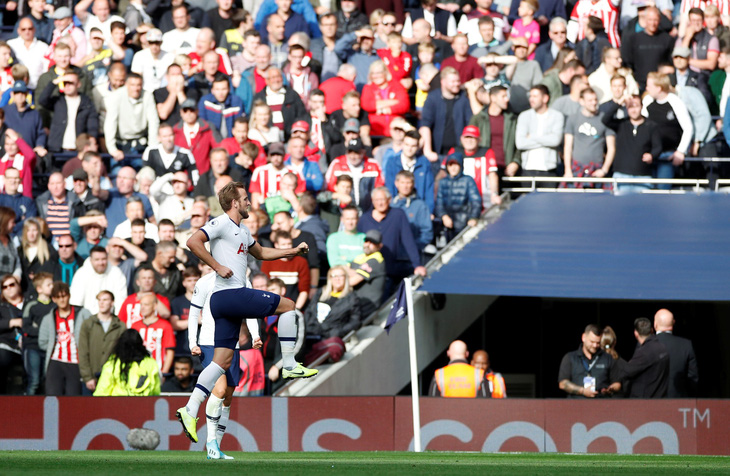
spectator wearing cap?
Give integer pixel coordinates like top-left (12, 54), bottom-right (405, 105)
top-left (469, 85), bottom-right (520, 179)
top-left (0, 166), bottom-right (37, 238)
top-left (320, 64), bottom-right (357, 115)
top-left (104, 73), bottom-right (160, 174)
top-left (38, 71), bottom-right (99, 154)
top-left (46, 7), bottom-right (87, 66)
top-left (420, 67), bottom-right (473, 166)
top-left (335, 26), bottom-right (380, 91)
top-left (8, 17), bottom-right (49, 89)
top-left (250, 142), bottom-right (306, 207)
top-left (436, 152), bottom-right (483, 241)
top-left (669, 46), bottom-right (714, 108)
top-left (131, 28), bottom-right (174, 93)
top-left (198, 75), bottom-right (244, 140)
top-left (325, 138), bottom-right (384, 212)
top-left (253, 67), bottom-right (307, 141)
top-left (74, 0), bottom-right (126, 44)
top-left (284, 136), bottom-right (324, 192)
top-left (331, 90), bottom-right (372, 147)
top-left (153, 170), bottom-right (195, 226)
top-left (360, 60), bottom-right (410, 137)
top-left (68, 165), bottom-right (107, 215)
top-left (384, 130), bottom-right (434, 213)
top-left (0, 129), bottom-right (36, 199)
top-left (283, 44), bottom-right (319, 110)
top-left (172, 97), bottom-right (221, 175)
top-left (3, 80), bottom-right (47, 154)
top-left (358, 187), bottom-right (426, 290)
top-left (152, 63), bottom-right (198, 126)
top-left (444, 125), bottom-right (501, 205)
top-left (378, 117), bottom-right (414, 172)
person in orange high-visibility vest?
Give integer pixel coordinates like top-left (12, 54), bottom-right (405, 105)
top-left (471, 349), bottom-right (507, 398)
top-left (429, 340), bottom-right (491, 398)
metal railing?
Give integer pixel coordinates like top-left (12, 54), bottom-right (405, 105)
top-left (502, 176), bottom-right (710, 194)
top-left (715, 179), bottom-right (730, 192)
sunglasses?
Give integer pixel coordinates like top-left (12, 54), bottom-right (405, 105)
top-left (382, 22), bottom-right (395, 26)
top-left (58, 244), bottom-right (74, 248)
top-left (2, 282), bottom-right (17, 289)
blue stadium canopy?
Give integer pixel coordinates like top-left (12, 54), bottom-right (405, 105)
top-left (420, 193), bottom-right (730, 301)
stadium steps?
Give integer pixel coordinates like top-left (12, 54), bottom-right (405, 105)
top-left (276, 197), bottom-right (511, 396)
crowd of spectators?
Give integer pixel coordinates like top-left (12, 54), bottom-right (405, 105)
top-left (0, 0), bottom-right (726, 396)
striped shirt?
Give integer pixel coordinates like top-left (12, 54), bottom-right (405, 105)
top-left (45, 198), bottom-right (71, 237)
top-left (265, 88), bottom-right (286, 131)
top-left (680, 0), bottom-right (729, 16)
top-left (569, 0), bottom-right (621, 47)
top-left (51, 309), bottom-right (78, 364)
top-left (249, 163), bottom-right (307, 204)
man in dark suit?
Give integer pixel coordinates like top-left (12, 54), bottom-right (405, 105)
top-left (622, 317), bottom-right (669, 398)
top-left (654, 309), bottom-right (699, 398)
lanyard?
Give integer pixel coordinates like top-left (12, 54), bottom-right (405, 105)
top-left (582, 354), bottom-right (598, 375)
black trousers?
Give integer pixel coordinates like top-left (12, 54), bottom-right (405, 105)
top-left (45, 360), bottom-right (82, 396)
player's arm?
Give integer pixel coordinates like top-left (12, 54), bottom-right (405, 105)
top-left (248, 241), bottom-right (309, 261)
top-left (187, 230), bottom-right (233, 278)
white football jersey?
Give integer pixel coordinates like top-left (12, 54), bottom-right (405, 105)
top-left (200, 216), bottom-right (255, 293)
top-left (190, 272), bottom-right (216, 347)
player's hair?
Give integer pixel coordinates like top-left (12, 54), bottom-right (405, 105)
top-left (110, 329), bottom-right (150, 384)
top-left (634, 317), bottom-right (653, 337)
top-left (51, 281), bottom-right (70, 298)
top-left (218, 181), bottom-right (246, 212)
top-left (96, 290), bottom-right (114, 301)
top-left (395, 170), bottom-right (415, 181)
top-left (584, 323), bottom-right (602, 336)
top-left (32, 272), bottom-right (53, 289)
top-left (183, 265), bottom-right (202, 279)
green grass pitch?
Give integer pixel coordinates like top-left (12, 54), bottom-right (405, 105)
top-left (1, 451), bottom-right (730, 475)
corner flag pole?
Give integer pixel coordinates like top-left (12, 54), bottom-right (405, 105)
top-left (404, 277), bottom-right (422, 452)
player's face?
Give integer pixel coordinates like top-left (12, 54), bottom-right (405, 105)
top-left (235, 189), bottom-right (251, 219)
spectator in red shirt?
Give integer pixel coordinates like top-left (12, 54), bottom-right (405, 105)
top-left (320, 64), bottom-right (358, 114)
top-left (360, 60), bottom-right (410, 137)
top-left (117, 267), bottom-right (172, 329)
top-left (261, 231), bottom-right (310, 310)
top-left (441, 33), bottom-right (485, 84)
top-left (132, 292), bottom-right (176, 377)
top-left (173, 98), bottom-right (222, 174)
top-left (377, 32), bottom-right (413, 90)
top-left (219, 116), bottom-right (268, 168)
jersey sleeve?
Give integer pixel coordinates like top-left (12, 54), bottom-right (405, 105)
top-left (200, 216), bottom-right (225, 241)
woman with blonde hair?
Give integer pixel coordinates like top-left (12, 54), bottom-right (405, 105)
top-left (19, 217), bottom-right (57, 290)
top-left (303, 266), bottom-right (361, 340)
top-left (601, 325), bottom-right (627, 397)
top-left (360, 60), bottom-right (410, 137)
top-left (0, 207), bottom-right (21, 279)
top-left (248, 100), bottom-right (284, 146)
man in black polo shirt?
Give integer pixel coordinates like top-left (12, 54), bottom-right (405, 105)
top-left (558, 324), bottom-right (621, 398)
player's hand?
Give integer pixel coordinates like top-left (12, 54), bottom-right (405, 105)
top-left (190, 346), bottom-right (201, 356)
top-left (295, 242), bottom-right (309, 256)
top-left (216, 265), bottom-right (233, 279)
top-left (252, 338), bottom-right (262, 349)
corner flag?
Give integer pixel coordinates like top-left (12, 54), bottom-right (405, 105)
top-left (385, 281), bottom-right (408, 334)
